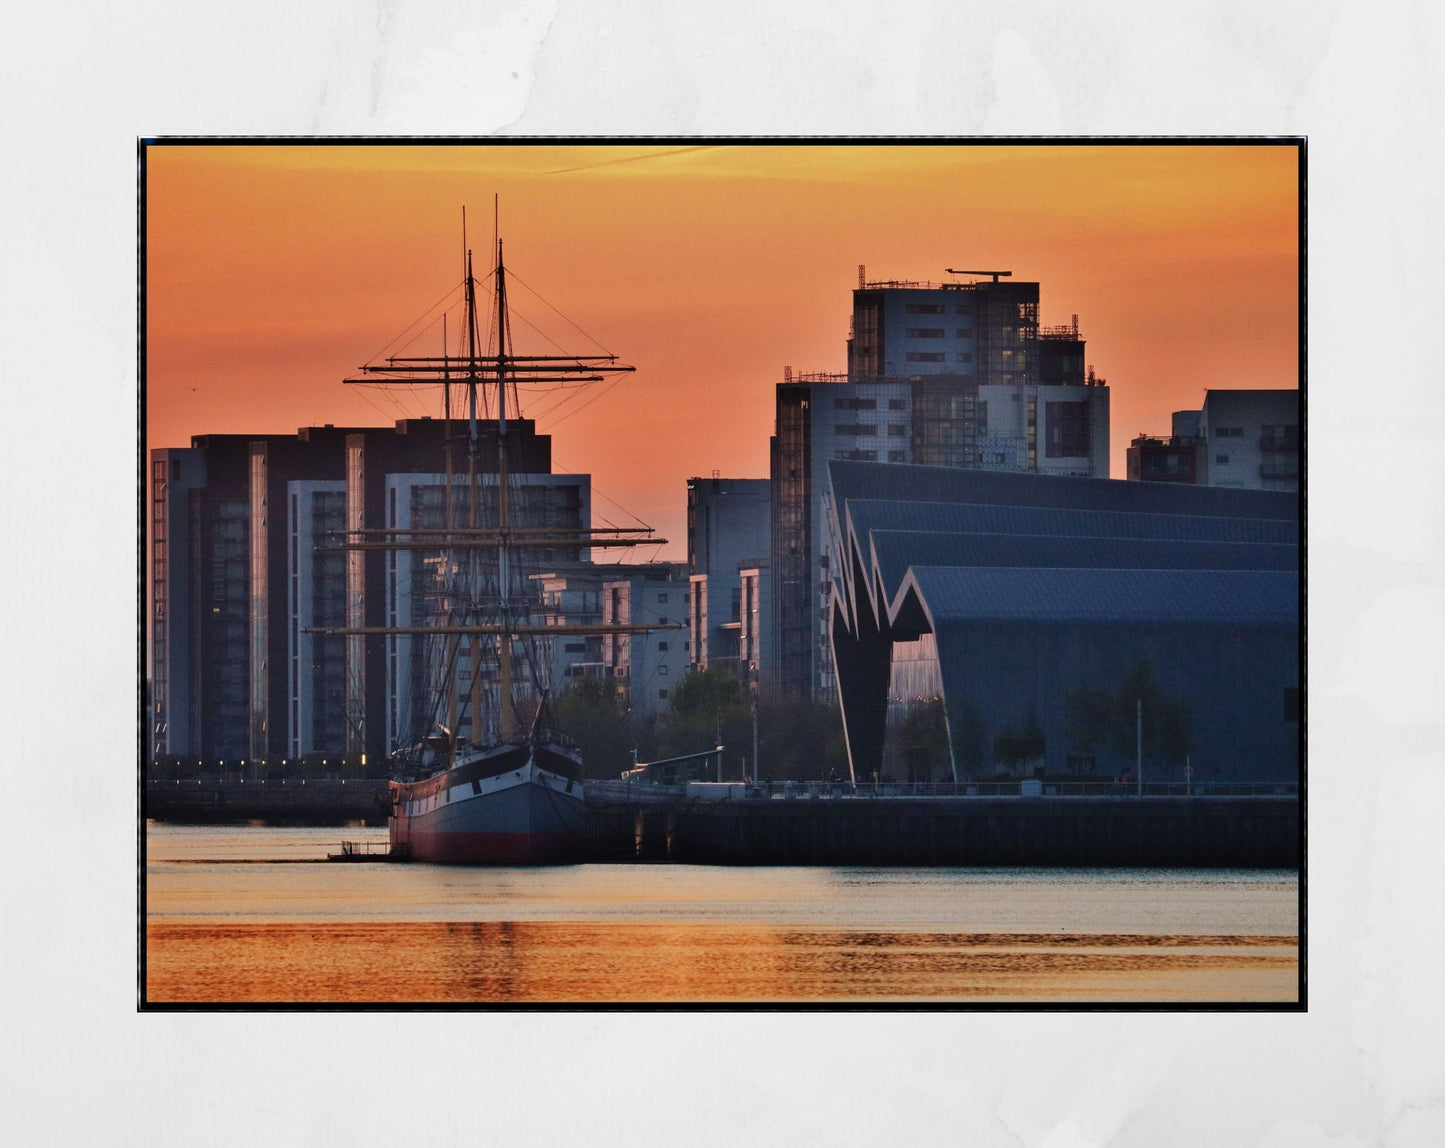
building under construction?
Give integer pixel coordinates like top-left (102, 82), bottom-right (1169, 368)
top-left (771, 270), bottom-right (1110, 703)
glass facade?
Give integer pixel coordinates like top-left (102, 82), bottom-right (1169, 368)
top-left (200, 495), bottom-right (249, 758)
top-left (248, 449), bottom-right (269, 756)
top-left (910, 382), bottom-right (984, 468)
top-left (345, 440), bottom-right (366, 754)
top-left (773, 386), bottom-right (813, 700)
top-left (287, 484), bottom-right (347, 756)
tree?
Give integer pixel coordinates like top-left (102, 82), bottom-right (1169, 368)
top-left (948, 700), bottom-right (986, 777)
top-left (668, 666), bottom-right (746, 720)
top-left (1065, 687), bottom-right (1113, 771)
top-left (755, 697), bottom-right (849, 781)
top-left (1066, 659), bottom-right (1193, 774)
top-left (1110, 659), bottom-right (1193, 765)
top-left (550, 677), bottom-right (637, 779)
top-left (653, 669), bottom-right (854, 782)
top-left (899, 696), bottom-right (951, 781)
top-left (655, 668), bottom-right (751, 776)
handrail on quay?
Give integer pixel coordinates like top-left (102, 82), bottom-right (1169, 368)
top-left (584, 779), bottom-right (1299, 802)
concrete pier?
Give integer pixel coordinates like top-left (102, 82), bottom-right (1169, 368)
top-left (145, 778), bottom-right (390, 826)
top-left (146, 777), bottom-right (1299, 868)
top-left (580, 785), bottom-right (1299, 868)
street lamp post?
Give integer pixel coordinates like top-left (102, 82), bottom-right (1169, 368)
top-left (752, 702), bottom-right (759, 786)
top-left (1136, 698), bottom-right (1143, 798)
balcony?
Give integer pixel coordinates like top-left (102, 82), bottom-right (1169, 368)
top-left (1259, 432), bottom-right (1299, 452)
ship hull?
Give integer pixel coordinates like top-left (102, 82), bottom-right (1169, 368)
top-left (389, 750), bottom-right (587, 865)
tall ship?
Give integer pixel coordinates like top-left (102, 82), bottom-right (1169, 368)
top-left (315, 227), bottom-right (658, 864)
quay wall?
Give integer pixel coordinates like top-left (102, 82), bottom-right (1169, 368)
top-left (145, 779), bottom-right (390, 826)
top-left (147, 780), bottom-right (1299, 868)
top-left (583, 795), bottom-right (1299, 868)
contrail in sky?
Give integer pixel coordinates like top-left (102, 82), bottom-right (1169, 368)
top-left (544, 145), bottom-right (717, 175)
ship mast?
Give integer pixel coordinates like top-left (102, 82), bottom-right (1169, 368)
top-left (322, 227), bottom-right (666, 758)
top-left (493, 239), bottom-right (515, 738)
top-left (464, 251), bottom-right (485, 748)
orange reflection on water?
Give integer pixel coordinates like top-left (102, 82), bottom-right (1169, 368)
top-left (145, 922), bottom-right (1298, 1005)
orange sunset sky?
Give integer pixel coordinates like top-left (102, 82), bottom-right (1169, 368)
top-left (145, 142), bottom-right (1299, 555)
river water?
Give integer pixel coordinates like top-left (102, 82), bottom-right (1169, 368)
top-left (143, 824), bottom-right (1299, 1005)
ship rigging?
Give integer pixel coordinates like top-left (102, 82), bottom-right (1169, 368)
top-left (304, 227), bottom-right (672, 863)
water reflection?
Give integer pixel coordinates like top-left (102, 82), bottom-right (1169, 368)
top-left (144, 826), bottom-right (1299, 1004)
top-left (146, 921), bottom-right (1298, 1004)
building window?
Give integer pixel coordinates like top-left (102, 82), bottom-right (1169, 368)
top-left (887, 398), bottom-right (906, 410)
top-left (905, 352), bottom-right (945, 362)
top-left (1045, 400), bottom-right (1090, 458)
top-left (658, 641), bottom-right (668, 652)
top-left (905, 327), bottom-right (945, 338)
top-left (955, 328), bottom-right (972, 338)
top-left (658, 616), bottom-right (668, 625)
top-left (658, 665), bottom-right (669, 676)
top-left (657, 593), bottom-right (668, 603)
top-left (887, 424), bottom-right (906, 436)
top-left (904, 303), bottom-right (945, 314)
top-left (171, 459), bottom-right (182, 480)
top-left (955, 353), bottom-right (973, 363)
top-left (887, 450), bottom-right (906, 462)
top-left (658, 689), bottom-right (669, 700)
top-left (835, 423), bottom-right (877, 435)
top-left (1216, 454), bottom-right (1230, 465)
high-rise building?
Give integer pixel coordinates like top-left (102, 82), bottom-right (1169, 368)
top-left (1127, 390), bottom-right (1299, 493)
top-left (149, 418), bottom-right (587, 766)
top-left (371, 469), bottom-right (590, 755)
top-left (770, 272), bottom-right (1109, 703)
top-left (601, 563), bottom-right (690, 720)
top-left (286, 478), bottom-right (347, 758)
top-left (685, 476), bottom-right (770, 676)
top-left (532, 566), bottom-right (608, 688)
top-left (337, 419), bottom-right (565, 763)
top-left (150, 446), bottom-right (209, 758)
top-left (1196, 390), bottom-right (1300, 492)
top-left (737, 562), bottom-right (771, 698)
top-left (246, 424), bottom-right (366, 759)
top-left (151, 430), bottom-right (345, 762)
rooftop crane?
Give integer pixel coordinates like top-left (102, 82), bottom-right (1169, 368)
top-left (946, 268), bottom-right (1013, 282)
